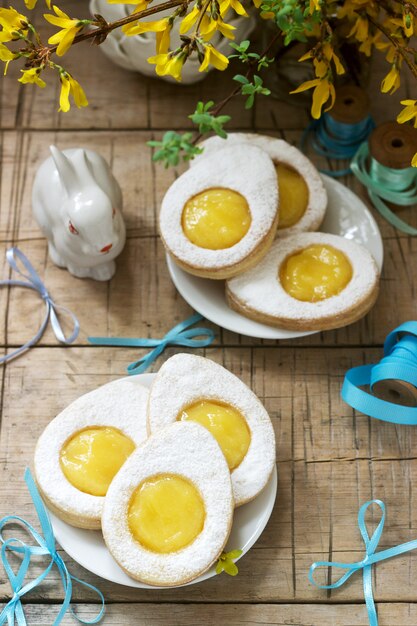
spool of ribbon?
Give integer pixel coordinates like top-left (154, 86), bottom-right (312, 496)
top-left (88, 312), bottom-right (216, 374)
top-left (0, 247), bottom-right (80, 363)
top-left (0, 468), bottom-right (105, 626)
top-left (351, 122), bottom-right (417, 235)
top-left (302, 84), bottom-right (374, 177)
top-left (309, 499), bottom-right (417, 626)
top-left (342, 321), bottom-right (417, 425)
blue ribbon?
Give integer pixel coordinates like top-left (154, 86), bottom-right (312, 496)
top-left (351, 142), bottom-right (417, 236)
top-left (0, 248), bottom-right (80, 363)
top-left (301, 112), bottom-right (375, 177)
top-left (0, 468), bottom-right (105, 626)
top-left (342, 321), bottom-right (417, 425)
top-left (88, 312), bottom-right (216, 374)
top-left (309, 499), bottom-right (417, 626)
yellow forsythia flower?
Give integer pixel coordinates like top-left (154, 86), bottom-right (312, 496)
top-left (0, 7), bottom-right (28, 42)
top-left (23, 0), bottom-right (51, 7)
top-left (148, 52), bottom-right (185, 82)
top-left (202, 18), bottom-right (236, 40)
top-left (0, 43), bottom-right (15, 63)
top-left (412, 152), bottom-right (417, 168)
top-left (397, 100), bottom-right (417, 128)
top-left (291, 78), bottom-right (335, 119)
top-left (59, 73), bottom-right (88, 112)
top-left (381, 65), bottom-right (401, 94)
top-left (18, 67), bottom-right (46, 87)
top-left (179, 6), bottom-right (200, 34)
top-left (199, 45), bottom-right (229, 72)
top-left (44, 7), bottom-right (84, 56)
top-left (348, 16), bottom-right (369, 41)
top-left (123, 17), bottom-right (169, 36)
top-left (220, 0), bottom-right (248, 17)
top-left (309, 0), bottom-right (320, 12)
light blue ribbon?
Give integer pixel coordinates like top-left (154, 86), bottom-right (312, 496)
top-left (342, 321), bottom-right (417, 425)
top-left (0, 468), bottom-right (105, 626)
top-left (88, 312), bottom-right (216, 374)
top-left (301, 112), bottom-right (375, 177)
top-left (351, 142), bottom-right (417, 235)
top-left (309, 499), bottom-right (417, 626)
top-left (0, 248), bottom-right (80, 363)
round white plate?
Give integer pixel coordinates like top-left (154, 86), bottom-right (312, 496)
top-left (166, 175), bottom-right (384, 340)
top-left (49, 373), bottom-right (278, 589)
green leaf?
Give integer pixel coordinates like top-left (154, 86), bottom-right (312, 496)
top-left (223, 561), bottom-right (239, 576)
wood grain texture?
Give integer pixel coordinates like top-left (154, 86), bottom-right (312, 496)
top-left (1, 6), bottom-right (417, 624)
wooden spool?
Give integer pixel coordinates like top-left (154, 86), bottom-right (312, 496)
top-left (372, 379), bottom-right (417, 407)
top-left (329, 85), bottom-right (370, 124)
top-left (369, 121), bottom-right (417, 169)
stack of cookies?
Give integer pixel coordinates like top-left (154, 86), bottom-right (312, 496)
top-left (34, 354), bottom-right (276, 587)
top-left (159, 133), bottom-right (380, 331)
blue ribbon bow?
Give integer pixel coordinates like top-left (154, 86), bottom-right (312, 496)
top-left (342, 321), bottom-right (417, 425)
top-left (0, 248), bottom-right (80, 364)
top-left (309, 500), bottom-right (417, 626)
top-left (88, 312), bottom-right (216, 374)
top-left (0, 468), bottom-right (105, 626)
top-left (301, 112), bottom-right (375, 178)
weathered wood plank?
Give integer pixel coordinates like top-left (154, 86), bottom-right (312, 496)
top-left (12, 603), bottom-right (417, 626)
top-left (2, 347), bottom-right (417, 604)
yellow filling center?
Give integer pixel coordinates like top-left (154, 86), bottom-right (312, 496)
top-left (182, 188), bottom-right (251, 249)
top-left (128, 474), bottom-right (205, 553)
top-left (280, 244), bottom-right (353, 302)
top-left (60, 427), bottom-right (135, 496)
top-left (179, 400), bottom-right (251, 470)
top-left (276, 164), bottom-right (309, 229)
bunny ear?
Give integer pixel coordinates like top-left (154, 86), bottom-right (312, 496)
top-left (49, 145), bottom-right (78, 197)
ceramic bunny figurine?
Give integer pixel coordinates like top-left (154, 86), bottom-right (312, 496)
top-left (32, 145), bottom-right (126, 281)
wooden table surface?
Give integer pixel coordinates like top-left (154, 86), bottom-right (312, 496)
top-left (1, 2), bottom-right (417, 624)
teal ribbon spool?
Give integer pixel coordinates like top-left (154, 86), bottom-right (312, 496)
top-left (309, 499), bottom-right (417, 626)
top-left (351, 142), bottom-right (417, 235)
top-left (0, 468), bottom-right (105, 626)
top-left (302, 112), bottom-right (375, 177)
top-left (88, 312), bottom-right (215, 374)
top-left (341, 321), bottom-right (417, 425)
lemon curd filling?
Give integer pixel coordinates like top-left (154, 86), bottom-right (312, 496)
top-left (280, 244), bottom-right (353, 302)
top-left (179, 400), bottom-right (251, 470)
top-left (275, 164), bottom-right (309, 229)
top-left (128, 474), bottom-right (205, 553)
top-left (60, 427), bottom-right (135, 497)
top-left (182, 188), bottom-right (251, 250)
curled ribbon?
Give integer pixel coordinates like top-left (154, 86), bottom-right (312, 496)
top-left (88, 312), bottom-right (216, 374)
top-left (342, 321), bottom-right (417, 425)
top-left (0, 248), bottom-right (80, 363)
top-left (301, 112), bottom-right (375, 177)
top-left (351, 142), bottom-right (417, 235)
top-left (0, 468), bottom-right (105, 626)
top-left (309, 500), bottom-right (417, 626)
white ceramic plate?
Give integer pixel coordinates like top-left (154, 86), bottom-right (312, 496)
top-left (166, 175), bottom-right (384, 340)
top-left (49, 373), bottom-right (278, 589)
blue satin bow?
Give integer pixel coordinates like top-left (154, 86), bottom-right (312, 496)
top-left (342, 321), bottom-right (417, 425)
top-left (88, 312), bottom-right (216, 374)
top-left (0, 468), bottom-right (105, 626)
top-left (0, 248), bottom-right (80, 363)
top-left (309, 500), bottom-right (417, 626)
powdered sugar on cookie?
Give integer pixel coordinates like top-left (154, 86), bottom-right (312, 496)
top-left (34, 378), bottom-right (149, 528)
top-left (159, 144), bottom-right (278, 270)
top-left (148, 353), bottom-right (276, 507)
top-left (102, 421), bottom-right (233, 586)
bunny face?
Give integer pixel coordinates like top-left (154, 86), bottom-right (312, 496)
top-left (65, 187), bottom-right (124, 257)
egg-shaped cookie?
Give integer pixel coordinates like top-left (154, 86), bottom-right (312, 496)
top-left (35, 378), bottom-right (149, 529)
top-left (226, 232), bottom-right (379, 331)
top-left (102, 421), bottom-right (233, 586)
top-left (159, 144), bottom-right (279, 279)
top-left (191, 133), bottom-right (327, 237)
top-left (147, 353), bottom-right (276, 506)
